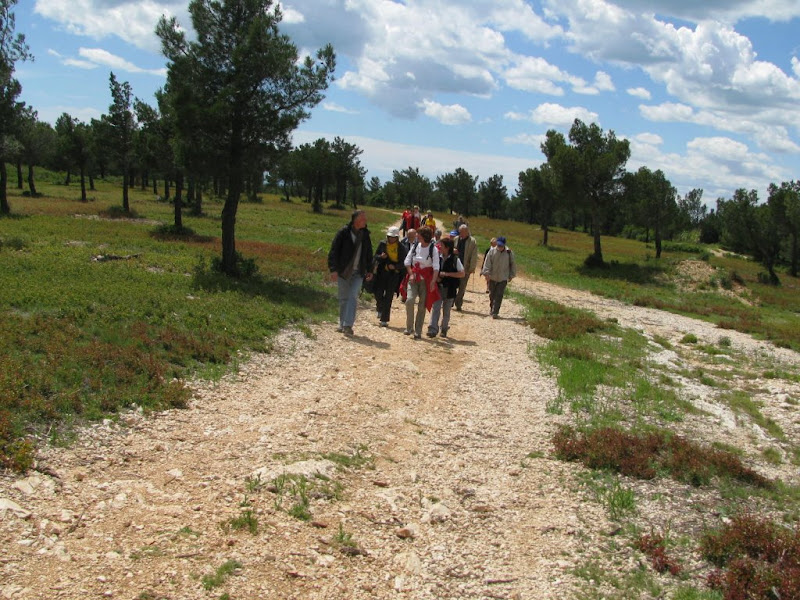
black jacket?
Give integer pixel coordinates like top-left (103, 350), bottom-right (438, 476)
top-left (328, 223), bottom-right (373, 277)
top-left (374, 240), bottom-right (408, 276)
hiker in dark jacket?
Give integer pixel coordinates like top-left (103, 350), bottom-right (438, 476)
top-left (427, 238), bottom-right (464, 338)
top-left (373, 226), bottom-right (408, 327)
top-left (328, 210), bottom-right (373, 336)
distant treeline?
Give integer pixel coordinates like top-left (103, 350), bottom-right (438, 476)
top-left (1, 1), bottom-right (797, 281)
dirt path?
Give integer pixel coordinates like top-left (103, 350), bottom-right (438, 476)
top-left (2, 273), bottom-right (798, 600)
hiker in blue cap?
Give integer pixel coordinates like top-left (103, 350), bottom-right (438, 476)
top-left (481, 235), bottom-right (515, 319)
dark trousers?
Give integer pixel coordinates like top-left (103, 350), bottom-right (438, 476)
top-left (454, 272), bottom-right (470, 310)
top-left (488, 279), bottom-right (508, 316)
top-left (375, 271), bottom-right (400, 322)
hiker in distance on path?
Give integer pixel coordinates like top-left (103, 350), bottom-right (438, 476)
top-left (454, 224), bottom-right (478, 311)
top-left (328, 210), bottom-right (373, 336)
top-left (481, 235), bottom-right (515, 319)
top-left (402, 205), bottom-right (421, 235)
top-left (421, 211), bottom-right (436, 231)
top-left (403, 226), bottom-right (440, 339)
top-left (400, 228), bottom-right (417, 254)
top-left (427, 237), bottom-right (464, 338)
top-left (373, 226), bottom-right (408, 328)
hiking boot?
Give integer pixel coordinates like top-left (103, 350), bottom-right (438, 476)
top-left (379, 321), bottom-right (388, 327)
top-left (491, 313), bottom-right (498, 319)
top-left (426, 330), bottom-right (437, 338)
top-left (413, 333), bottom-right (422, 339)
top-left (403, 329), bottom-right (412, 335)
top-left (336, 325), bottom-right (344, 333)
top-left (455, 306), bottom-right (462, 312)
top-left (343, 326), bottom-right (354, 335)
top-left (440, 329), bottom-right (448, 338)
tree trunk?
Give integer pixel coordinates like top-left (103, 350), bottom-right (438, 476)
top-left (187, 177), bottom-right (196, 214)
top-left (89, 173), bottom-right (95, 191)
top-left (655, 226), bottom-right (662, 259)
top-left (141, 171), bottom-right (147, 191)
top-left (590, 197), bottom-right (604, 265)
top-left (122, 166), bottom-right (130, 212)
top-left (27, 165), bottom-right (37, 196)
top-left (791, 232), bottom-right (798, 278)
top-left (164, 178), bottom-right (170, 201)
top-left (79, 165), bottom-right (87, 202)
top-left (194, 185), bottom-right (203, 216)
top-left (64, 170), bottom-right (71, 186)
top-left (174, 171), bottom-right (183, 230)
top-left (16, 160), bottom-right (23, 189)
top-left (153, 177), bottom-right (158, 196)
top-left (221, 122), bottom-right (243, 275)
top-left (0, 163), bottom-right (9, 214)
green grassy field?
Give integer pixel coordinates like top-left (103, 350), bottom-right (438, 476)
top-left (1, 173), bottom-right (798, 470)
top-left (0, 175), bottom-right (398, 469)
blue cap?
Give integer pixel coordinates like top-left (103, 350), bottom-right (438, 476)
top-left (449, 230), bottom-right (458, 236)
top-left (496, 236), bottom-right (506, 246)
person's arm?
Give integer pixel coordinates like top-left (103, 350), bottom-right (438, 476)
top-left (328, 228), bottom-right (343, 281)
top-left (430, 247), bottom-right (440, 291)
top-left (508, 251), bottom-right (516, 281)
top-left (469, 239), bottom-right (478, 273)
top-left (446, 258), bottom-right (465, 279)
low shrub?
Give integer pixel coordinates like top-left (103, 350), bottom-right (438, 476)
top-left (552, 426), bottom-right (772, 489)
top-left (702, 514), bottom-right (800, 599)
top-left (635, 531), bottom-right (682, 576)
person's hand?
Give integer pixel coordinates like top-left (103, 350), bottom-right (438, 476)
top-left (365, 273), bottom-right (373, 281)
top-left (388, 264), bottom-right (395, 270)
top-left (381, 252), bottom-right (388, 258)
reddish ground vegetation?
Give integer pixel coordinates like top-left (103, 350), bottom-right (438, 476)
top-left (552, 426), bottom-right (771, 488)
top-left (702, 514), bottom-right (800, 599)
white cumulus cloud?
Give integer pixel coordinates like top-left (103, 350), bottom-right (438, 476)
top-left (418, 99), bottom-right (472, 125)
top-left (627, 87), bottom-right (652, 100)
top-left (506, 103), bottom-right (599, 126)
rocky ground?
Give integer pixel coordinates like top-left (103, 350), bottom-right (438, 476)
top-left (1, 265), bottom-right (799, 600)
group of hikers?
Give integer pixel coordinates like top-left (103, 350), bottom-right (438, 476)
top-left (328, 208), bottom-right (516, 338)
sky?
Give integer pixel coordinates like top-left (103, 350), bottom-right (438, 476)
top-left (12, 0), bottom-right (800, 207)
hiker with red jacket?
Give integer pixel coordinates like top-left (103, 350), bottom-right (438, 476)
top-left (402, 226), bottom-right (440, 339)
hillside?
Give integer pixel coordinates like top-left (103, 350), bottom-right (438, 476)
top-left (1, 268), bottom-right (798, 599)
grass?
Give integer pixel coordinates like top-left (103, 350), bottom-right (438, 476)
top-left (719, 391), bottom-right (785, 440)
top-left (225, 508), bottom-right (259, 534)
top-left (466, 215), bottom-right (800, 352)
top-left (200, 559), bottom-right (242, 591)
top-left (0, 175), bottom-right (398, 469)
top-left (519, 294), bottom-right (695, 429)
top-left (578, 471), bottom-right (637, 521)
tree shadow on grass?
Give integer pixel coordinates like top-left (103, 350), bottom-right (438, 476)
top-left (150, 226), bottom-right (216, 244)
top-left (577, 260), bottom-right (667, 286)
top-left (192, 264), bottom-right (331, 312)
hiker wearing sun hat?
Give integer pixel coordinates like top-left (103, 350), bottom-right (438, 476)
top-left (481, 235), bottom-right (515, 319)
top-left (373, 225), bottom-right (408, 327)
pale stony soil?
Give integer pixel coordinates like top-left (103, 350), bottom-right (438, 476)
top-left (2, 265), bottom-right (799, 600)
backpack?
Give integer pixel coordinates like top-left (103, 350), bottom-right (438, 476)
top-left (411, 241), bottom-right (435, 263)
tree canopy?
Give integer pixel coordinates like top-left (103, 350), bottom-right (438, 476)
top-left (156, 0), bottom-right (335, 275)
